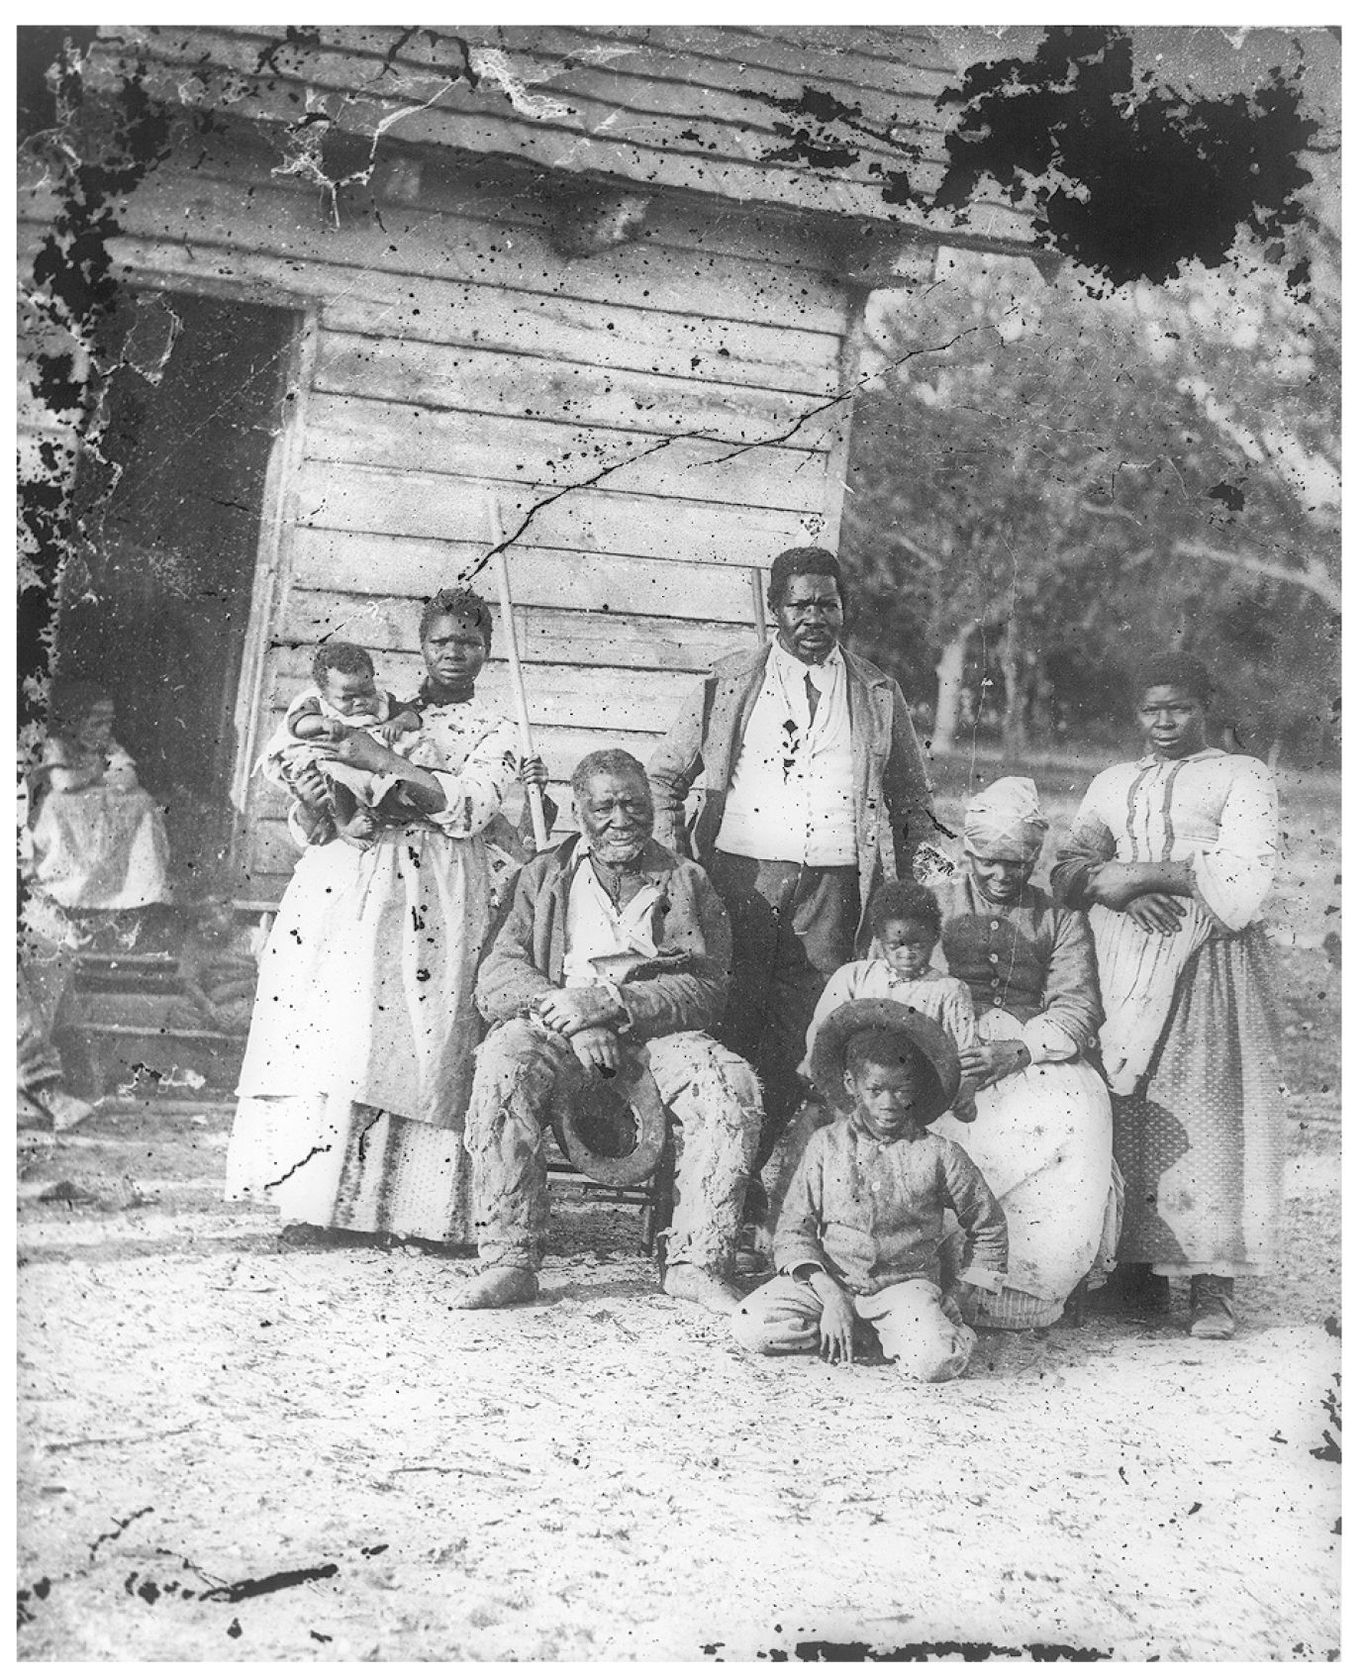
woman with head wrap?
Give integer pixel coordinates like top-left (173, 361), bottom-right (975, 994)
top-left (226, 587), bottom-right (549, 1250)
top-left (931, 776), bottom-right (1116, 1332)
top-left (1051, 654), bottom-right (1283, 1340)
top-left (26, 677), bottom-right (171, 911)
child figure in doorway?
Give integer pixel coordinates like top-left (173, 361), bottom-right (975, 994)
top-left (732, 999), bottom-right (1007, 1380)
top-left (167, 880), bottom-right (265, 1035)
top-left (260, 641), bottom-right (435, 845)
top-left (27, 677), bottom-right (172, 913)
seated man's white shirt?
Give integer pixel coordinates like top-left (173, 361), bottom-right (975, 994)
top-left (713, 639), bottom-right (857, 866)
top-left (562, 838), bottom-right (663, 989)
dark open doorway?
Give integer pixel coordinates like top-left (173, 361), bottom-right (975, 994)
top-left (57, 288), bottom-right (299, 889)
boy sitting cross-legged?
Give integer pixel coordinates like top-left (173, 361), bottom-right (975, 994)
top-left (732, 999), bottom-right (1007, 1382)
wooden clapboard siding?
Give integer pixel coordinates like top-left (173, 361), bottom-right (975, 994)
top-left (405, 153), bottom-right (850, 292)
top-left (16, 169), bottom-right (850, 329)
top-left (311, 330), bottom-right (823, 447)
top-left (702, 24), bottom-right (952, 87)
top-left (278, 594), bottom-right (754, 675)
top-left (280, 23), bottom-right (953, 139)
top-left (106, 123), bottom-right (854, 294)
top-left (268, 649), bottom-right (699, 736)
top-left (317, 291), bottom-right (839, 399)
top-left (83, 228), bottom-right (845, 400)
top-left (294, 459), bottom-right (813, 568)
top-left (86, 26), bottom-right (1033, 244)
top-left (91, 28), bottom-right (948, 207)
top-left (462, 27), bottom-right (950, 119)
top-left (288, 532), bottom-right (766, 625)
top-left (302, 397), bottom-right (824, 513)
top-left (51, 166), bottom-right (851, 335)
top-left (227, 159), bottom-right (850, 321)
top-left (16, 111), bottom-right (857, 297)
top-left (101, 227), bottom-right (846, 370)
top-left (187, 23), bottom-right (953, 114)
top-left (86, 26), bottom-right (1037, 240)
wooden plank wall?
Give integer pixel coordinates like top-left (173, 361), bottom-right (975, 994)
top-left (19, 131), bottom-right (853, 896)
top-left (88, 24), bottom-right (1011, 234)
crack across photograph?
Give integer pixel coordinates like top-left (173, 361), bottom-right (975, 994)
top-left (15, 22), bottom-right (1340, 1664)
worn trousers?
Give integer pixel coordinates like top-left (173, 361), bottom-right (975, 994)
top-left (465, 1017), bottom-right (763, 1273)
top-left (708, 851), bottom-right (861, 1153)
top-left (732, 1274), bottom-right (976, 1382)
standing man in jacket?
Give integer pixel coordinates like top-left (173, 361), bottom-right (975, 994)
top-left (648, 546), bottom-right (938, 1155)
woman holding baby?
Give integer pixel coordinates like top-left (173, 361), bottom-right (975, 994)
top-left (226, 587), bottom-right (546, 1248)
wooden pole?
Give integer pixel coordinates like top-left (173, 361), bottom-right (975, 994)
top-left (485, 492), bottom-right (549, 849)
top-left (749, 567), bottom-right (767, 646)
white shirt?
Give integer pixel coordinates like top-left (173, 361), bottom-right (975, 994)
top-left (713, 639), bottom-right (857, 866)
top-left (562, 839), bottom-right (663, 989)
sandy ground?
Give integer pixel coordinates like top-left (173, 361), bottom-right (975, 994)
top-left (17, 1088), bottom-right (1340, 1661)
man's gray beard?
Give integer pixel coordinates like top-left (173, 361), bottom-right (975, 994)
top-left (590, 835), bottom-right (646, 863)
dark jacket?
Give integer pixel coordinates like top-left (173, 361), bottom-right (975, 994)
top-left (646, 644), bottom-right (936, 927)
top-left (475, 834), bottom-right (731, 1041)
top-left (936, 874), bottom-right (1102, 1054)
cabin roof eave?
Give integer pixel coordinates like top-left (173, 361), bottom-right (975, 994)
top-left (78, 23), bottom-right (1042, 254)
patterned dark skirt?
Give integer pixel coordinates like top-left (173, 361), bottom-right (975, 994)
top-left (1113, 924), bottom-right (1284, 1274)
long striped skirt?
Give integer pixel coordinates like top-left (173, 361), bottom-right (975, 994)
top-left (226, 1092), bottom-right (473, 1246)
top-left (226, 819), bottom-right (489, 1247)
top-left (1113, 923), bottom-right (1284, 1276)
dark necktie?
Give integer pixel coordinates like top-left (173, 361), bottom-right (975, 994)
top-left (804, 673), bottom-right (820, 726)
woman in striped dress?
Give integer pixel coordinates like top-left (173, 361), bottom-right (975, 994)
top-left (227, 587), bottom-right (543, 1248)
top-left (1051, 653), bottom-right (1284, 1339)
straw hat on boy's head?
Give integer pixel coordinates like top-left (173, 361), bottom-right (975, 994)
top-left (809, 998), bottom-right (961, 1122)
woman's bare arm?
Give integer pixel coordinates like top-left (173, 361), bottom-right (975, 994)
top-left (331, 730), bottom-right (446, 813)
top-left (1089, 858), bottom-right (1194, 908)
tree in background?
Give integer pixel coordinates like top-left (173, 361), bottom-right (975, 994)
top-left (839, 29), bottom-right (1339, 769)
top-left (691, 25), bottom-right (1337, 767)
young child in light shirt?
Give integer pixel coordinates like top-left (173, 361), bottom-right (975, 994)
top-left (803, 880), bottom-right (979, 1122)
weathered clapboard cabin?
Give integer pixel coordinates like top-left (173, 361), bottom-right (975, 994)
top-left (19, 24), bottom-right (1034, 903)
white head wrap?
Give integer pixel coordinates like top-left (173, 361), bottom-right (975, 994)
top-left (962, 776), bottom-right (1049, 860)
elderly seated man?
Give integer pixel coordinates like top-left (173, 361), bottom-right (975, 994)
top-left (454, 748), bottom-right (763, 1314)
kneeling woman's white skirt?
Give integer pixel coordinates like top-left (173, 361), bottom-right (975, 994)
top-left (933, 1008), bottom-right (1116, 1329)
